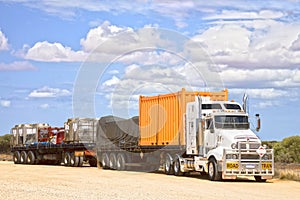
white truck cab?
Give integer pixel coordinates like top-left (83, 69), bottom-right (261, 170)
top-left (184, 96), bottom-right (274, 182)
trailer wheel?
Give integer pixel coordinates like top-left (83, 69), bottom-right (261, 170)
top-left (109, 153), bottom-right (117, 170)
top-left (70, 154), bottom-right (79, 167)
top-left (13, 151), bottom-right (21, 164)
top-left (101, 153), bottom-right (109, 169)
top-left (78, 156), bottom-right (84, 167)
top-left (255, 176), bottom-right (267, 182)
top-left (64, 152), bottom-right (71, 166)
top-left (174, 158), bottom-right (184, 176)
top-left (89, 157), bottom-right (97, 167)
top-left (20, 151), bottom-right (27, 164)
top-left (27, 151), bottom-right (36, 165)
top-left (116, 153), bottom-right (126, 171)
top-left (164, 154), bottom-right (174, 175)
top-left (208, 158), bottom-right (221, 181)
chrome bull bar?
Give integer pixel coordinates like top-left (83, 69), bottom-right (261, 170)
top-left (222, 142), bottom-right (274, 178)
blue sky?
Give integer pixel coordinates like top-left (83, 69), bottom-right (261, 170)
top-left (1, 0), bottom-right (300, 141)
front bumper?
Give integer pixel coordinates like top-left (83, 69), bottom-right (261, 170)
top-left (222, 145), bottom-right (274, 180)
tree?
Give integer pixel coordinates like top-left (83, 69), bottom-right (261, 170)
top-left (0, 134), bottom-right (11, 153)
top-left (274, 135), bottom-right (300, 163)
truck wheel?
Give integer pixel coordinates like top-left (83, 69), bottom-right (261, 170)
top-left (255, 176), bottom-right (267, 182)
top-left (116, 153), bottom-right (126, 171)
top-left (13, 151), bottom-right (21, 164)
top-left (64, 152), bottom-right (71, 166)
top-left (101, 153), bottom-right (109, 169)
top-left (109, 153), bottom-right (117, 170)
top-left (164, 155), bottom-right (174, 175)
top-left (208, 158), bottom-right (221, 181)
top-left (20, 151), bottom-right (27, 164)
top-left (174, 158), bottom-right (184, 176)
top-left (27, 151), bottom-right (36, 165)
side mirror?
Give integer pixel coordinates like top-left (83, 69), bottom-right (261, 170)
top-left (255, 114), bottom-right (261, 132)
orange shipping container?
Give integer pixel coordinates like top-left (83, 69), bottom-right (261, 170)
top-left (139, 88), bottom-right (228, 146)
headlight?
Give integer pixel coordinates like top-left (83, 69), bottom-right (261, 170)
top-left (262, 154), bottom-right (270, 160)
top-left (226, 154), bottom-right (232, 159)
top-left (231, 143), bottom-right (237, 149)
top-left (232, 154), bottom-right (238, 159)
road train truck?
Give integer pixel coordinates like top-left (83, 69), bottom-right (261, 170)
top-left (96, 88), bottom-right (274, 182)
top-left (11, 118), bottom-right (97, 167)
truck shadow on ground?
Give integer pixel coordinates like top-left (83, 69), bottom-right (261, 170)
top-left (148, 170), bottom-right (273, 183)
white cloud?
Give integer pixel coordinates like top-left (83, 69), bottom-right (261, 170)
top-left (230, 88), bottom-right (293, 99)
top-left (0, 61), bottom-right (36, 71)
top-left (29, 86), bottom-right (71, 98)
top-left (256, 100), bottom-right (279, 109)
top-left (0, 100), bottom-right (11, 107)
top-left (204, 10), bottom-right (285, 20)
top-left (20, 22), bottom-right (170, 63)
top-left (220, 69), bottom-right (300, 88)
top-left (0, 30), bottom-right (9, 51)
top-left (22, 41), bottom-right (87, 62)
top-left (290, 34), bottom-right (300, 51)
top-left (108, 69), bottom-right (119, 75)
top-left (98, 62), bottom-right (213, 113)
top-left (102, 76), bottom-right (120, 87)
top-left (80, 21), bottom-right (133, 53)
top-left (193, 21), bottom-right (300, 69)
top-left (39, 104), bottom-right (49, 109)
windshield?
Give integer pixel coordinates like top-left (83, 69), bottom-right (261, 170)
top-left (202, 104), bottom-right (222, 109)
top-left (215, 115), bottom-right (249, 129)
top-left (224, 103), bottom-right (241, 110)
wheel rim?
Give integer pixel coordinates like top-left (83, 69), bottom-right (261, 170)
top-left (117, 156), bottom-right (124, 170)
top-left (70, 155), bottom-right (75, 166)
top-left (110, 154), bottom-right (116, 169)
top-left (14, 153), bottom-right (18, 163)
top-left (64, 153), bottom-right (70, 165)
top-left (102, 154), bottom-right (108, 167)
top-left (208, 162), bottom-right (214, 178)
top-left (174, 160), bottom-right (179, 173)
top-left (165, 159), bottom-right (170, 172)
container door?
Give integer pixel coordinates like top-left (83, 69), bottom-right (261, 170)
top-left (186, 102), bottom-right (198, 155)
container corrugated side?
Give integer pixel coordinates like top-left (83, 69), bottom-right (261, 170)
top-left (139, 88), bottom-right (228, 146)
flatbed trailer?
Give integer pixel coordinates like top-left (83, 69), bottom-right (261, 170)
top-left (11, 118), bottom-right (98, 167)
top-left (12, 142), bottom-right (96, 166)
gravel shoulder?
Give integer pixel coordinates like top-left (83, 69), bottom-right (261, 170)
top-left (0, 161), bottom-right (299, 200)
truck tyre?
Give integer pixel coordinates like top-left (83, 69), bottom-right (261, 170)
top-left (109, 153), bottom-right (117, 170)
top-left (70, 154), bottom-right (79, 167)
top-left (27, 151), bottom-right (36, 165)
top-left (97, 155), bottom-right (103, 168)
top-left (70, 154), bottom-right (75, 166)
top-left (164, 154), bottom-right (174, 175)
top-left (78, 156), bottom-right (84, 167)
top-left (64, 152), bottom-right (71, 166)
top-left (174, 158), bottom-right (184, 176)
top-left (116, 153), bottom-right (126, 171)
top-left (101, 153), bottom-right (109, 169)
top-left (255, 176), bottom-right (267, 182)
top-left (89, 157), bottom-right (97, 167)
top-left (13, 151), bottom-right (21, 164)
top-left (20, 151), bottom-right (27, 164)
top-left (208, 158), bottom-right (221, 181)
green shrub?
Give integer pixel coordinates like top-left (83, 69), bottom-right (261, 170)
top-left (0, 134), bottom-right (11, 153)
top-left (273, 136), bottom-right (300, 163)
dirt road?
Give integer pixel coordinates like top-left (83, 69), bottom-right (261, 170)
top-left (0, 161), bottom-right (299, 200)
